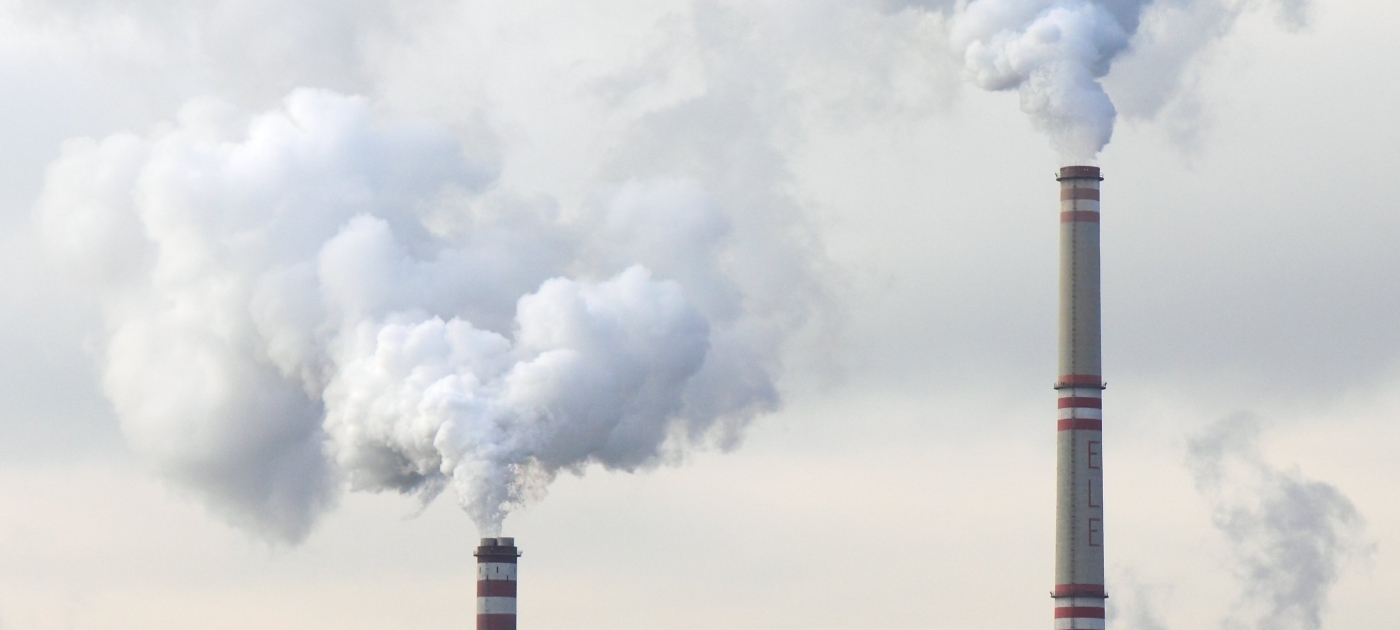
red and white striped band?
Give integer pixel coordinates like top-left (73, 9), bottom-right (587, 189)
top-left (1060, 211), bottom-right (1100, 223)
top-left (1057, 385), bottom-right (1102, 431)
top-left (1053, 601), bottom-right (1107, 629)
top-left (1060, 188), bottom-right (1100, 200)
top-left (1052, 585), bottom-right (1107, 629)
top-left (476, 538), bottom-right (519, 630)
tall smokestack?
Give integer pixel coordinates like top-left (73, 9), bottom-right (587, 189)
top-left (1053, 166), bottom-right (1107, 629)
top-left (476, 537), bottom-right (521, 630)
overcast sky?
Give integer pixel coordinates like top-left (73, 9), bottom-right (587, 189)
top-left (0, 0), bottom-right (1397, 629)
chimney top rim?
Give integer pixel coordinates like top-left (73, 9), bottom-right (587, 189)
top-left (1057, 165), bottom-right (1103, 181)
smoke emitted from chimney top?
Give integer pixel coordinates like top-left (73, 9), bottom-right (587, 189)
top-left (945, 0), bottom-right (1314, 162)
top-left (34, 89), bottom-right (816, 541)
top-left (1187, 415), bottom-right (1374, 630)
top-left (951, 0), bottom-right (1136, 162)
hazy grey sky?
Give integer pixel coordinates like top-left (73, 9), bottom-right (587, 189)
top-left (0, 1), bottom-right (1396, 629)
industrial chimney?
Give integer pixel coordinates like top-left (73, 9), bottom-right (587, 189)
top-left (1053, 166), bottom-right (1107, 629)
top-left (476, 537), bottom-right (521, 630)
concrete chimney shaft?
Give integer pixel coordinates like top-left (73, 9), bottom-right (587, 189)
top-left (476, 538), bottom-right (521, 630)
top-left (1053, 166), bottom-right (1107, 629)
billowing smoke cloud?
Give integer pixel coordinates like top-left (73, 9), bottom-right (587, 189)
top-left (950, 0), bottom-right (1138, 161)
top-left (1187, 416), bottom-right (1373, 630)
top-left (35, 88), bottom-right (810, 540)
top-left (944, 0), bottom-right (1312, 162)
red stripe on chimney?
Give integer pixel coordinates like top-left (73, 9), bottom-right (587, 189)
top-left (1058, 397), bottom-right (1102, 409)
top-left (1060, 211), bottom-right (1100, 223)
top-left (1053, 584), bottom-right (1107, 597)
top-left (477, 581), bottom-right (517, 597)
top-left (477, 614), bottom-right (516, 630)
top-left (1058, 419), bottom-right (1103, 431)
top-left (1054, 607), bottom-right (1107, 619)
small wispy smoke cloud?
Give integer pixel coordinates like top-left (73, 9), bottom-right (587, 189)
top-left (1188, 415), bottom-right (1373, 630)
top-left (1109, 575), bottom-right (1172, 630)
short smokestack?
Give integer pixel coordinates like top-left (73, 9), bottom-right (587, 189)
top-left (1052, 165), bottom-right (1107, 629)
top-left (475, 537), bottom-right (521, 630)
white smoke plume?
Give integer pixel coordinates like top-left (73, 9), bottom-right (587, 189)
top-left (951, 0), bottom-right (1135, 161)
top-left (35, 89), bottom-right (811, 541)
top-left (1187, 416), bottom-right (1373, 630)
top-left (944, 0), bottom-right (1313, 162)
